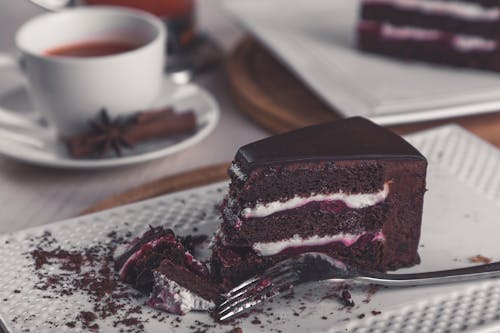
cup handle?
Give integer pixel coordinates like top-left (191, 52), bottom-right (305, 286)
top-left (0, 53), bottom-right (45, 130)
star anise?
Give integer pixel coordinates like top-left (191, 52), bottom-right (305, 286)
top-left (87, 109), bottom-right (134, 156)
top-left (66, 107), bottom-right (196, 158)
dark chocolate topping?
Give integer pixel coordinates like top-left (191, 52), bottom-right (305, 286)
top-left (114, 226), bottom-right (174, 270)
top-left (236, 117), bottom-right (426, 168)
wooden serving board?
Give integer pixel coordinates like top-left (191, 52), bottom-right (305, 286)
top-left (84, 37), bottom-right (500, 214)
top-left (226, 37), bottom-right (500, 146)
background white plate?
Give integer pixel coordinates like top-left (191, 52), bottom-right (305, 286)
top-left (221, 0), bottom-right (500, 125)
top-left (0, 125), bottom-right (499, 332)
top-left (0, 77), bottom-right (220, 169)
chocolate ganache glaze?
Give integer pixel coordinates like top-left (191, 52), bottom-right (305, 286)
top-left (235, 117), bottom-right (426, 170)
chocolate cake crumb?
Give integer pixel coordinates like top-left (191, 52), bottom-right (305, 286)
top-left (229, 328), bottom-right (243, 333)
top-left (358, 313), bottom-right (365, 319)
top-left (13, 290), bottom-right (21, 293)
top-left (362, 284), bottom-right (381, 303)
top-left (26, 231), bottom-right (148, 332)
top-left (251, 317), bottom-right (261, 325)
top-left (371, 310), bottom-right (382, 316)
top-left (114, 317), bottom-right (144, 329)
top-left (469, 255), bottom-right (492, 264)
top-left (321, 316), bottom-right (327, 320)
top-left (79, 311), bottom-right (96, 322)
top-left (341, 290), bottom-right (354, 307)
top-left (78, 311), bottom-right (98, 331)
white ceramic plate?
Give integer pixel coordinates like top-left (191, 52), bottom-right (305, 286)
top-left (0, 125), bottom-right (499, 332)
top-left (0, 76), bottom-right (219, 169)
top-left (221, 0), bottom-right (500, 125)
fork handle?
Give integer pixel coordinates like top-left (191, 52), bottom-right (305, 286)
top-left (358, 261), bottom-right (500, 286)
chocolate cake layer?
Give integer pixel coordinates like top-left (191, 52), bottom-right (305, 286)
top-left (222, 201), bottom-right (389, 246)
top-left (229, 160), bottom-right (387, 207)
top-left (358, 21), bottom-right (500, 71)
top-left (211, 234), bottom-right (386, 288)
top-left (231, 118), bottom-right (425, 207)
top-left (361, 1), bottom-right (500, 38)
top-left (152, 259), bottom-right (222, 304)
top-left (116, 232), bottom-right (186, 291)
top-left (225, 158), bottom-right (425, 249)
top-left (114, 226), bottom-right (174, 271)
top-left (466, 0), bottom-right (500, 7)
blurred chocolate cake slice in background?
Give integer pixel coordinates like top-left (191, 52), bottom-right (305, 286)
top-left (358, 0), bottom-right (500, 71)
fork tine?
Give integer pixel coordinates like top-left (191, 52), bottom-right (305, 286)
top-left (217, 252), bottom-right (356, 322)
top-left (219, 288), bottom-right (254, 308)
top-left (222, 276), bottom-right (260, 299)
top-left (217, 270), bottom-right (299, 320)
top-left (218, 296), bottom-right (267, 321)
top-left (217, 282), bottom-right (277, 318)
top-left (221, 265), bottom-right (296, 302)
top-left (217, 279), bottom-right (294, 322)
top-left (219, 270), bottom-right (297, 310)
top-left (220, 277), bottom-right (270, 307)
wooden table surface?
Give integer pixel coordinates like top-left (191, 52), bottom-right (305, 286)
top-left (84, 37), bottom-right (500, 214)
top-left (227, 38), bottom-right (500, 146)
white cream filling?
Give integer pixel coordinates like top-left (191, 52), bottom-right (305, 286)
top-left (229, 163), bottom-right (247, 181)
top-left (379, 23), bottom-right (497, 51)
top-left (253, 232), bottom-right (385, 256)
top-left (242, 182), bottom-right (390, 219)
top-left (298, 252), bottom-right (347, 271)
top-left (452, 35), bottom-right (497, 51)
top-left (363, 0), bottom-right (500, 20)
top-left (150, 271), bottom-right (213, 314)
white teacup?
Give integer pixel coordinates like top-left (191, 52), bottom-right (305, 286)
top-left (3, 6), bottom-right (166, 137)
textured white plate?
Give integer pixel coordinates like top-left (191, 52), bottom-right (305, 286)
top-left (221, 0), bottom-right (500, 125)
top-left (0, 76), bottom-right (219, 169)
top-left (0, 125), bottom-right (499, 333)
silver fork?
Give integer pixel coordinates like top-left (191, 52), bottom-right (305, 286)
top-left (216, 252), bottom-right (500, 322)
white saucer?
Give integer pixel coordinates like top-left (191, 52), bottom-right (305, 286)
top-left (0, 77), bottom-right (219, 169)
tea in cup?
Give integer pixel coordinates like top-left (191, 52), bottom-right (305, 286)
top-left (3, 6), bottom-right (166, 136)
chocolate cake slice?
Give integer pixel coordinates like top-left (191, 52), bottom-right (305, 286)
top-left (114, 226), bottom-right (186, 291)
top-left (212, 117), bottom-right (427, 286)
top-left (115, 226), bottom-right (220, 314)
top-left (358, 0), bottom-right (500, 71)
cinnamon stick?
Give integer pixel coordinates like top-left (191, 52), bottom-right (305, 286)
top-left (66, 108), bottom-right (197, 158)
